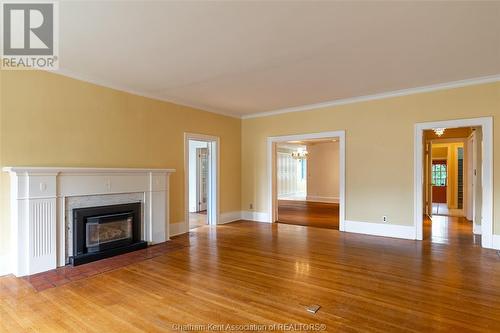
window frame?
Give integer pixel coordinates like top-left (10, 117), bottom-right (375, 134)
top-left (431, 160), bottom-right (447, 187)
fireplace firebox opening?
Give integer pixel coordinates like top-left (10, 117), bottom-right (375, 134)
top-left (71, 202), bottom-right (147, 265)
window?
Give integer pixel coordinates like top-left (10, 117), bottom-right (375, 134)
top-left (299, 159), bottom-right (306, 180)
top-left (432, 162), bottom-right (447, 186)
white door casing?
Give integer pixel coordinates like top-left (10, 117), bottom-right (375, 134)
top-left (184, 133), bottom-right (220, 230)
top-left (414, 117), bottom-right (493, 248)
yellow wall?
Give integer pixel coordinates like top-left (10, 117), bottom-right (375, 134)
top-left (1, 70), bottom-right (499, 261)
top-left (0, 70), bottom-right (241, 257)
top-left (241, 82), bottom-right (500, 232)
top-left (431, 146), bottom-right (448, 159)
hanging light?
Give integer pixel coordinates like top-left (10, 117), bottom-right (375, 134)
top-left (291, 148), bottom-right (308, 160)
top-left (433, 128), bottom-right (446, 137)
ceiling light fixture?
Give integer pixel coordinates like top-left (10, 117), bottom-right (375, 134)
top-left (291, 148), bottom-right (308, 160)
top-left (433, 128), bottom-right (446, 137)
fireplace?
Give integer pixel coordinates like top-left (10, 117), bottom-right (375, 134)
top-left (71, 202), bottom-right (147, 265)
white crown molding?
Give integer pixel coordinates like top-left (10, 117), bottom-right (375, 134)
top-left (47, 69), bottom-right (499, 120)
top-left (242, 74), bottom-right (500, 119)
top-left (50, 68), bottom-right (240, 119)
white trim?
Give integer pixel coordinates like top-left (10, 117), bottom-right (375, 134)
top-left (219, 211), bottom-right (242, 224)
top-left (241, 211), bottom-right (271, 223)
top-left (53, 68), bottom-right (240, 119)
top-left (170, 211), bottom-right (242, 236)
top-left (184, 133), bottom-right (220, 233)
top-left (344, 220), bottom-right (416, 240)
top-left (429, 138), bottom-right (468, 144)
top-left (169, 222), bottom-right (187, 237)
top-left (473, 223), bottom-right (482, 235)
top-left (0, 254), bottom-right (11, 276)
top-left (267, 131), bottom-right (346, 231)
top-left (4, 167), bottom-right (174, 276)
top-left (2, 167), bottom-right (175, 174)
top-left (242, 75), bottom-right (500, 119)
top-left (53, 70), bottom-right (499, 121)
top-left (414, 117), bottom-right (493, 248)
top-left (492, 235), bottom-right (500, 250)
top-left (305, 196), bottom-right (339, 203)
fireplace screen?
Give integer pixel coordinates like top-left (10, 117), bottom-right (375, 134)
top-left (72, 202), bottom-right (146, 265)
top-left (86, 216), bottom-right (133, 248)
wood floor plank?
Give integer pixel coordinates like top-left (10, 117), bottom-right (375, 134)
top-left (1, 216), bottom-right (499, 332)
top-left (278, 200), bottom-right (339, 229)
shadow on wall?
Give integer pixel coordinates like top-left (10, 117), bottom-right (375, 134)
top-left (306, 141), bottom-right (339, 202)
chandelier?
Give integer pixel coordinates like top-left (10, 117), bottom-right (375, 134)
top-left (433, 128), bottom-right (446, 137)
top-left (291, 149), bottom-right (308, 160)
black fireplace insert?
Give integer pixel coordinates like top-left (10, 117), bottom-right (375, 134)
top-left (71, 202), bottom-right (147, 265)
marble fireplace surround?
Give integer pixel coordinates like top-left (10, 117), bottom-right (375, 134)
top-left (3, 167), bottom-right (175, 277)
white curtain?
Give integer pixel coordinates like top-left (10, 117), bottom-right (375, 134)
top-left (277, 152), bottom-right (306, 198)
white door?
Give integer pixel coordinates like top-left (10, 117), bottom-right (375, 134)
top-left (197, 147), bottom-right (208, 212)
top-left (425, 141), bottom-right (433, 217)
top-left (466, 134), bottom-right (474, 221)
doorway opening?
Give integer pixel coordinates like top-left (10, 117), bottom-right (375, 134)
top-left (415, 117), bottom-right (493, 248)
top-left (184, 133), bottom-right (219, 231)
top-left (268, 131), bottom-right (345, 230)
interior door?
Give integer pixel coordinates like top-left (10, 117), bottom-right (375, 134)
top-left (197, 148), bottom-right (208, 212)
top-left (466, 134), bottom-right (474, 220)
top-left (425, 142), bottom-right (433, 216)
top-left (432, 160), bottom-right (447, 204)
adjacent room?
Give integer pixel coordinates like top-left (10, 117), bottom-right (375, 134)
top-left (422, 126), bottom-right (483, 244)
top-left (0, 1), bottom-right (499, 332)
top-left (188, 140), bottom-right (209, 229)
top-left (276, 138), bottom-right (340, 229)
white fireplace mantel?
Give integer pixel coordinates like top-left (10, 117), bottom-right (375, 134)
top-left (3, 166), bottom-right (175, 277)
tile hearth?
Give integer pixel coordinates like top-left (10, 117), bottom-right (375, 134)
top-left (22, 239), bottom-right (188, 292)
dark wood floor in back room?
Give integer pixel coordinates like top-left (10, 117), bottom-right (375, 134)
top-left (278, 200), bottom-right (339, 229)
top-left (1, 215), bottom-right (500, 332)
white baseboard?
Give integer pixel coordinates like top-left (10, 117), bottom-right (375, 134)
top-left (306, 196), bottom-right (339, 203)
top-left (344, 220), bottom-right (416, 240)
top-left (473, 223), bottom-right (482, 235)
top-left (169, 222), bottom-right (188, 237)
top-left (219, 211), bottom-right (242, 224)
top-left (492, 235), bottom-right (500, 250)
top-left (0, 254), bottom-right (11, 276)
top-left (241, 211), bottom-right (271, 223)
top-left (169, 211), bottom-right (244, 237)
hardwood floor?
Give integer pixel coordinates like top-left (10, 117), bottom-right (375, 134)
top-left (278, 200), bottom-right (339, 229)
top-left (189, 212), bottom-right (207, 229)
top-left (431, 203), bottom-right (465, 217)
top-left (1, 217), bottom-right (500, 332)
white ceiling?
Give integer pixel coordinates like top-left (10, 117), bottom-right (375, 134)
top-left (58, 1), bottom-right (500, 117)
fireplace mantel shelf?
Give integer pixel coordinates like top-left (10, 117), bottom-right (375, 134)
top-left (3, 167), bottom-right (176, 174)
